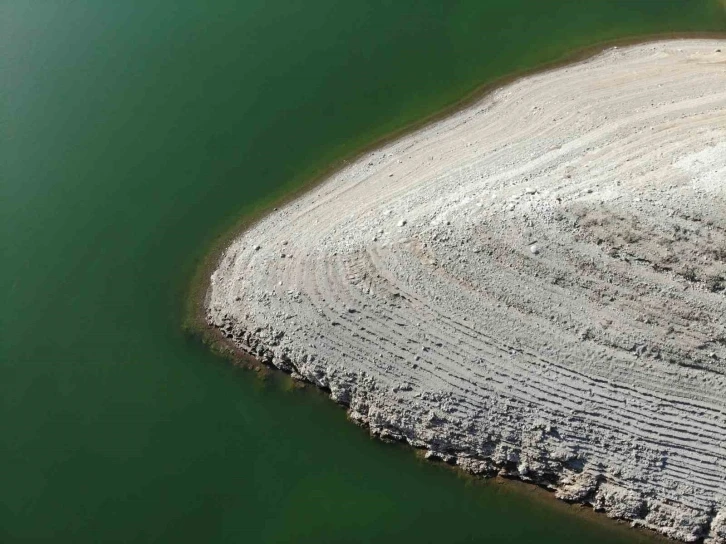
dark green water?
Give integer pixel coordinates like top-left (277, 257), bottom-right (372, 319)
top-left (3, 1), bottom-right (725, 542)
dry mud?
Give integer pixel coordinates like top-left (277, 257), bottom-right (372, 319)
top-left (208, 40), bottom-right (726, 541)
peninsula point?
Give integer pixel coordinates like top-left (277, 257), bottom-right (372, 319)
top-left (208, 40), bottom-right (726, 542)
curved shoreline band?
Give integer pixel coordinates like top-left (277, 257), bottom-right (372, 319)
top-left (208, 40), bottom-right (726, 542)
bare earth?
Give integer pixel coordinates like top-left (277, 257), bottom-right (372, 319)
top-left (208, 40), bottom-right (726, 542)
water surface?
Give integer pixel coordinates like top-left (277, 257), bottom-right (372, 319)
top-left (3, 1), bottom-right (725, 542)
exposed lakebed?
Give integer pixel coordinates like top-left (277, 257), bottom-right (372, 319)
top-left (208, 41), bottom-right (726, 542)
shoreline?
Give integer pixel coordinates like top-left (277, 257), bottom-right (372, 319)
top-left (191, 36), bottom-right (725, 542)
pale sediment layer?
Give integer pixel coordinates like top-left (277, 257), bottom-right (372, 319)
top-left (208, 41), bottom-right (726, 541)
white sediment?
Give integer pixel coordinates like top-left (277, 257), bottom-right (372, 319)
top-left (208, 41), bottom-right (726, 542)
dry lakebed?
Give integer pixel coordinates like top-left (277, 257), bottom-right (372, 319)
top-left (207, 40), bottom-right (726, 542)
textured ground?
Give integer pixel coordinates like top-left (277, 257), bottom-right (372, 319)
top-left (208, 40), bottom-right (726, 542)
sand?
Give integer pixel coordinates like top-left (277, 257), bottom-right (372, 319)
top-left (207, 40), bottom-right (726, 542)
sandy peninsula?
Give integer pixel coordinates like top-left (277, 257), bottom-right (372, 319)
top-left (208, 40), bottom-right (726, 542)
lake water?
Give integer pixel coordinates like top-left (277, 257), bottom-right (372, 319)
top-left (3, 1), bottom-right (725, 542)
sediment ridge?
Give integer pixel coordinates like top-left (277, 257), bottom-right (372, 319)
top-left (208, 40), bottom-right (726, 542)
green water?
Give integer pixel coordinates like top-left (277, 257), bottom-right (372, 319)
top-left (3, 1), bottom-right (725, 542)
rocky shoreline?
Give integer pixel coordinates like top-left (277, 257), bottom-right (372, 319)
top-left (208, 41), bottom-right (726, 542)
